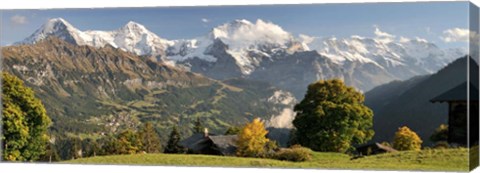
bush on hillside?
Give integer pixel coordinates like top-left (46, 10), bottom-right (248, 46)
top-left (433, 141), bottom-right (450, 149)
top-left (273, 145), bottom-right (312, 162)
top-left (393, 126), bottom-right (423, 151)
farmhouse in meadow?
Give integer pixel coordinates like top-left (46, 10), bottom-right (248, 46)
top-left (355, 142), bottom-right (397, 156)
top-left (179, 129), bottom-right (238, 156)
top-left (430, 82), bottom-right (479, 146)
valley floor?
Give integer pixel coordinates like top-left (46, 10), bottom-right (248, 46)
top-left (65, 148), bottom-right (469, 171)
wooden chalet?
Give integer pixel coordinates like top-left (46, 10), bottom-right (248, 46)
top-left (355, 142), bottom-right (397, 156)
top-left (430, 82), bottom-right (479, 146)
top-left (179, 129), bottom-right (238, 156)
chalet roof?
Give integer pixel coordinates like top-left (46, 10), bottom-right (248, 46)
top-left (430, 82), bottom-right (479, 103)
top-left (356, 142), bottom-right (397, 153)
top-left (356, 142), bottom-right (397, 152)
top-left (209, 135), bottom-right (237, 155)
top-left (373, 143), bottom-right (397, 152)
top-left (179, 133), bottom-right (238, 156)
top-left (179, 133), bottom-right (212, 152)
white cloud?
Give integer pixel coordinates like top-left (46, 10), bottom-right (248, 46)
top-left (373, 25), bottom-right (395, 43)
top-left (201, 18), bottom-right (210, 23)
top-left (298, 34), bottom-right (315, 44)
top-left (350, 35), bottom-right (365, 40)
top-left (213, 19), bottom-right (292, 50)
top-left (399, 36), bottom-right (410, 43)
top-left (10, 15), bottom-right (28, 25)
top-left (441, 28), bottom-right (471, 43)
top-left (374, 26), bottom-right (394, 38)
top-left (414, 37), bottom-right (428, 43)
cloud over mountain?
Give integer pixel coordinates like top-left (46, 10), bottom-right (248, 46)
top-left (373, 25), bottom-right (396, 43)
top-left (441, 28), bottom-right (470, 43)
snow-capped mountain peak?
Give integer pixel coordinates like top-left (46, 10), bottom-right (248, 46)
top-left (161, 19), bottom-right (304, 75)
top-left (125, 21), bottom-right (146, 28)
top-left (18, 18), bottom-right (172, 56)
top-left (42, 18), bottom-right (74, 31)
top-left (19, 18), bottom-right (89, 45)
top-left (302, 28), bottom-right (466, 74)
top-left (104, 21), bottom-right (173, 55)
top-left (172, 19), bottom-right (303, 75)
top-left (119, 21), bottom-right (150, 34)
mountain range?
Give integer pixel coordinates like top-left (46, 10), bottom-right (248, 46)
top-left (18, 18), bottom-right (467, 97)
top-left (4, 37), bottom-right (296, 141)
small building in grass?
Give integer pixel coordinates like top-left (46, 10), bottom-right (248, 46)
top-left (355, 142), bottom-right (397, 156)
top-left (179, 129), bottom-right (238, 156)
top-left (430, 82), bottom-right (479, 146)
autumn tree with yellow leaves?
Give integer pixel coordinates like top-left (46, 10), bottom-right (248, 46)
top-left (236, 118), bottom-right (270, 157)
top-left (393, 126), bottom-right (423, 151)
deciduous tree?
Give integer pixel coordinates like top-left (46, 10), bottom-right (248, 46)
top-left (38, 142), bottom-right (60, 162)
top-left (81, 138), bottom-right (100, 157)
top-left (117, 129), bottom-right (142, 154)
top-left (1, 72), bottom-right (51, 161)
top-left (236, 118), bottom-right (270, 157)
top-left (292, 79), bottom-right (374, 153)
top-left (98, 134), bottom-right (120, 155)
top-left (139, 122), bottom-right (162, 153)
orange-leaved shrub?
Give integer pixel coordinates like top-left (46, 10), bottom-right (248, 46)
top-left (393, 126), bottom-right (422, 151)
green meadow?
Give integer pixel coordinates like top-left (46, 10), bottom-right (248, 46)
top-left (67, 148), bottom-right (469, 172)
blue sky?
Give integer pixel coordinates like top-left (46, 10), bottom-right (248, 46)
top-left (1, 1), bottom-right (471, 48)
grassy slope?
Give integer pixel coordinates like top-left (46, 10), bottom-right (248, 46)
top-left (66, 148), bottom-right (469, 171)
